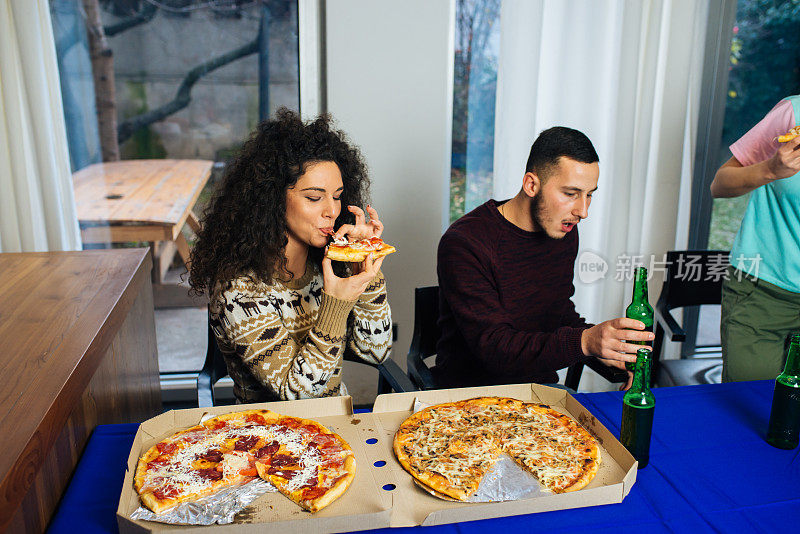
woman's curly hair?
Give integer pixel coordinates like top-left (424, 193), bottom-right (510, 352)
top-left (189, 108), bottom-right (369, 296)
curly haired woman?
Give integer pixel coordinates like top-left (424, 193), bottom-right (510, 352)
top-left (189, 109), bottom-right (392, 402)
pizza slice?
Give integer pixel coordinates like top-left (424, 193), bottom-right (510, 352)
top-left (254, 419), bottom-right (356, 512)
top-left (135, 427), bottom-right (260, 514)
top-left (393, 402), bottom-right (503, 501)
top-left (411, 450), bottom-right (500, 501)
top-left (325, 235), bottom-right (396, 262)
top-left (776, 125), bottom-right (800, 143)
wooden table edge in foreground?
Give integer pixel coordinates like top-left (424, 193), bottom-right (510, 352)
top-left (0, 249), bottom-right (162, 533)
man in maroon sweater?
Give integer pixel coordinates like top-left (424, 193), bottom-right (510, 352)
top-left (434, 127), bottom-right (653, 389)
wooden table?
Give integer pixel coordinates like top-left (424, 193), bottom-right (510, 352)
top-left (0, 249), bottom-right (162, 533)
top-left (72, 159), bottom-right (212, 307)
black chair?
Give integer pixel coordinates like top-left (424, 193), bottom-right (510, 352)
top-left (406, 286), bottom-right (441, 390)
top-left (198, 313), bottom-right (415, 407)
top-left (651, 250), bottom-right (727, 387)
top-left (197, 315), bottom-right (233, 407)
top-left (406, 286), bottom-right (628, 391)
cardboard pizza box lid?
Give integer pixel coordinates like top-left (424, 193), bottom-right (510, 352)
top-left (371, 383), bottom-right (637, 527)
top-left (116, 396), bottom-right (393, 533)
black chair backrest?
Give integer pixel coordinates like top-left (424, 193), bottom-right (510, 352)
top-left (649, 250), bottom-right (728, 386)
top-left (406, 286), bottom-right (441, 390)
top-left (412, 286), bottom-right (441, 359)
top-left (659, 250), bottom-right (729, 311)
top-left (197, 314), bottom-right (229, 407)
top-left (406, 285), bottom-right (626, 391)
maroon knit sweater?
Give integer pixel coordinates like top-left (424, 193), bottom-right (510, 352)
top-left (433, 199), bottom-right (590, 387)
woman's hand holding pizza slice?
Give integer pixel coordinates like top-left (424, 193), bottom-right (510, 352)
top-left (322, 251), bottom-right (385, 302)
top-left (332, 205), bottom-right (384, 241)
top-left (321, 204), bottom-right (394, 301)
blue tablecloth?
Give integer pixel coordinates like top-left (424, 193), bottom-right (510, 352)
top-left (48, 380), bottom-right (800, 534)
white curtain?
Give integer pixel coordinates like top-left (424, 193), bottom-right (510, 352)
top-left (0, 0), bottom-right (81, 253)
top-left (493, 0), bottom-right (708, 389)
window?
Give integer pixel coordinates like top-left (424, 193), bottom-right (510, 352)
top-left (50, 0), bottom-right (300, 380)
top-left (51, 0), bottom-right (300, 168)
top-left (449, 0), bottom-right (501, 223)
top-left (692, 0), bottom-right (799, 352)
top-left (707, 0), bottom-right (800, 250)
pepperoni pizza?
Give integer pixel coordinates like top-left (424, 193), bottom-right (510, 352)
top-left (135, 409), bottom-right (355, 514)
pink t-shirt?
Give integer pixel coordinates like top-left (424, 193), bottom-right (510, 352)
top-left (727, 96), bottom-right (800, 293)
top-left (730, 99), bottom-right (796, 166)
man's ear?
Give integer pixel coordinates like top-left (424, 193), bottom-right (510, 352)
top-left (522, 172), bottom-right (540, 198)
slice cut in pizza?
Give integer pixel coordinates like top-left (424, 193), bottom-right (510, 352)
top-left (254, 424), bottom-right (356, 513)
top-left (135, 421), bottom-right (260, 514)
top-left (325, 236), bottom-right (396, 262)
top-left (776, 125), bottom-right (800, 143)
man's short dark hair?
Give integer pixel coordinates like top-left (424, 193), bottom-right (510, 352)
top-left (525, 126), bottom-right (598, 178)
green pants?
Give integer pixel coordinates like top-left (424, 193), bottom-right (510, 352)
top-left (721, 267), bottom-right (800, 382)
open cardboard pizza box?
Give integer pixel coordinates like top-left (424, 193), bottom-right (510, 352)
top-left (117, 384), bottom-right (637, 533)
top-left (372, 383), bottom-right (637, 527)
top-left (116, 396), bottom-right (393, 533)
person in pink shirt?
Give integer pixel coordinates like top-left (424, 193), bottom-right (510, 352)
top-left (710, 96), bottom-right (800, 381)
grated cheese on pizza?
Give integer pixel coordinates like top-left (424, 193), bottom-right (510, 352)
top-left (393, 397), bottom-right (601, 500)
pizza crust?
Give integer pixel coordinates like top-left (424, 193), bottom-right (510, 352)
top-left (560, 457), bottom-right (601, 493)
top-left (303, 455), bottom-right (357, 512)
top-left (411, 478), bottom-right (462, 502)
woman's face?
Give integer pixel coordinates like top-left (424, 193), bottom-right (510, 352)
top-left (285, 161), bottom-right (343, 250)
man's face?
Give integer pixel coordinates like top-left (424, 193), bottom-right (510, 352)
top-left (530, 157), bottom-right (599, 239)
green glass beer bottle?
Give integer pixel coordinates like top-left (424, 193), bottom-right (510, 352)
top-left (625, 267), bottom-right (654, 371)
top-left (620, 348), bottom-right (655, 468)
top-left (766, 333), bottom-right (800, 449)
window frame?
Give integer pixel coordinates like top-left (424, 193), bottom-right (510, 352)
top-left (684, 0), bottom-right (737, 356)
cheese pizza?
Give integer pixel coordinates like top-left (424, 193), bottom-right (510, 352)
top-left (393, 397), bottom-right (601, 501)
top-left (135, 409), bottom-right (355, 514)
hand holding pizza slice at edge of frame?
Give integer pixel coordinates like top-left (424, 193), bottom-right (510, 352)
top-left (776, 125), bottom-right (800, 143)
top-left (767, 131), bottom-right (800, 182)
